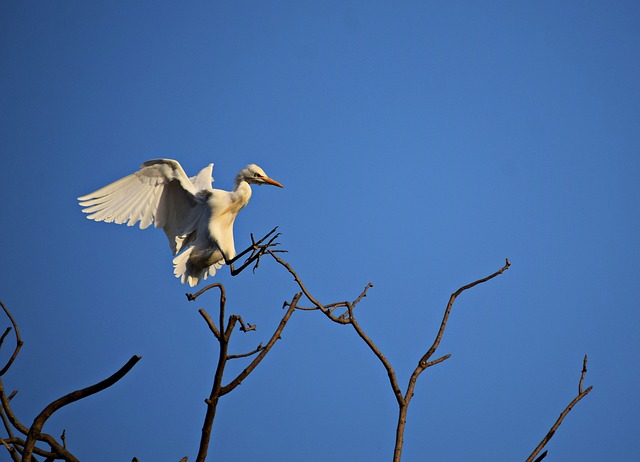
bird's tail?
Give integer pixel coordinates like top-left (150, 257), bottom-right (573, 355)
top-left (173, 247), bottom-right (224, 287)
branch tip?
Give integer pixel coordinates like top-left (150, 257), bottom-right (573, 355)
top-left (526, 356), bottom-right (593, 462)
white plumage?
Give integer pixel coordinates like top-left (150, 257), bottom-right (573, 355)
top-left (78, 159), bottom-right (283, 286)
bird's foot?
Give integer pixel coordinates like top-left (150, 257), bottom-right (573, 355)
top-left (228, 227), bottom-right (285, 276)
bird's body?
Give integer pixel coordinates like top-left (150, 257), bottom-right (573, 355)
top-left (78, 159), bottom-right (283, 286)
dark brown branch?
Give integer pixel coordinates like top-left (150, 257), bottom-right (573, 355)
top-left (0, 381), bottom-right (28, 438)
top-left (194, 288), bottom-right (300, 462)
top-left (228, 343), bottom-right (263, 360)
top-left (424, 354), bottom-right (451, 368)
top-left (229, 227), bottom-right (278, 264)
top-left (0, 301), bottom-right (23, 377)
top-left (525, 355), bottom-right (593, 462)
top-left (420, 258), bottom-right (511, 367)
top-left (0, 328), bottom-right (12, 351)
top-left (266, 251), bottom-right (327, 312)
top-left (228, 228), bottom-right (282, 276)
top-left (0, 303), bottom-right (32, 458)
top-left (198, 309), bottom-right (221, 341)
top-left (346, 302), bottom-right (405, 406)
top-left (3, 437), bottom-right (59, 459)
top-left (264, 252), bottom-right (511, 462)
top-left (220, 292), bottom-right (301, 395)
top-left (1, 438), bottom-right (20, 462)
top-left (533, 450), bottom-right (548, 462)
top-left (390, 259), bottom-right (511, 462)
top-left (187, 283), bottom-right (227, 337)
top-left (22, 355), bottom-right (141, 461)
top-left (579, 354), bottom-right (588, 394)
top-left (231, 315), bottom-right (256, 333)
top-left (186, 280), bottom-right (229, 302)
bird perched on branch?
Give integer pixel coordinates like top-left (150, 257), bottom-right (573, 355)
top-left (78, 159), bottom-right (283, 286)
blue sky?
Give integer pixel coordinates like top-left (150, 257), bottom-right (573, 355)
top-left (1, 1), bottom-right (639, 460)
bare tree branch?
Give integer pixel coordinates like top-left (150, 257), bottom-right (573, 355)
top-left (533, 450), bottom-right (548, 462)
top-left (186, 284), bottom-right (300, 462)
top-left (228, 227), bottom-right (283, 276)
top-left (0, 328), bottom-right (12, 351)
top-left (265, 252), bottom-right (511, 462)
top-left (228, 343), bottom-right (263, 360)
top-left (3, 437), bottom-right (59, 460)
top-left (0, 301), bottom-right (23, 377)
top-left (198, 309), bottom-right (221, 341)
top-left (1, 438), bottom-right (20, 462)
top-left (392, 258), bottom-right (511, 461)
top-left (220, 293), bottom-right (301, 395)
top-left (525, 355), bottom-right (593, 462)
top-left (231, 314), bottom-right (256, 333)
top-left (345, 301), bottom-right (405, 407)
top-left (1, 238), bottom-right (592, 462)
top-left (420, 259), bottom-right (511, 367)
top-left (22, 355), bottom-right (141, 461)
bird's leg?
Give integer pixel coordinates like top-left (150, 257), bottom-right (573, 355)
top-left (229, 227), bottom-right (278, 264)
top-left (227, 227), bottom-right (283, 276)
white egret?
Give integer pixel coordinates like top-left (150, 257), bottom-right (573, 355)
top-left (78, 159), bottom-right (283, 286)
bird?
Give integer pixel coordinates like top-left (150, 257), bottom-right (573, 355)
top-left (78, 159), bottom-right (283, 286)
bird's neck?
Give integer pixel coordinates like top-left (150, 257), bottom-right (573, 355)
top-left (232, 179), bottom-right (253, 209)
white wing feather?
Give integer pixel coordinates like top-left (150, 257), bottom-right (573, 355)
top-left (78, 159), bottom-right (214, 254)
top-left (189, 163), bottom-right (214, 191)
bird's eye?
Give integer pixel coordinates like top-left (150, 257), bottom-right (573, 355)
top-left (254, 172), bottom-right (262, 178)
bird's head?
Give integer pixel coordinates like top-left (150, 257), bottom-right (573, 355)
top-left (238, 164), bottom-right (284, 188)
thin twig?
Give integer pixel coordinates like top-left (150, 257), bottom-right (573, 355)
top-left (420, 258), bottom-right (511, 367)
top-left (229, 227), bottom-right (279, 265)
top-left (228, 343), bottom-right (264, 360)
top-left (579, 354), bottom-right (588, 394)
top-left (0, 380), bottom-right (29, 438)
top-left (220, 293), bottom-right (301, 395)
top-left (424, 354), bottom-right (451, 368)
top-left (0, 410), bottom-right (14, 450)
top-left (229, 228), bottom-right (282, 276)
top-left (0, 327), bottom-right (12, 351)
top-left (231, 315), bottom-right (256, 332)
top-left (346, 303), bottom-right (405, 406)
top-left (525, 355), bottom-right (593, 462)
top-left (0, 301), bottom-right (23, 377)
top-left (198, 309), bottom-right (221, 341)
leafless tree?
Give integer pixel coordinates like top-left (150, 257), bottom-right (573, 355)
top-left (0, 301), bottom-right (140, 462)
top-left (258, 249), bottom-right (592, 461)
top-left (0, 232), bottom-right (592, 461)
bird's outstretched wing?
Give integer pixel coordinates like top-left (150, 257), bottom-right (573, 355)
top-left (78, 159), bottom-right (213, 253)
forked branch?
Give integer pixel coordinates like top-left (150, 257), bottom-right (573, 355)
top-left (186, 284), bottom-right (300, 462)
top-left (264, 252), bottom-right (512, 462)
top-left (228, 227), bottom-right (284, 276)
